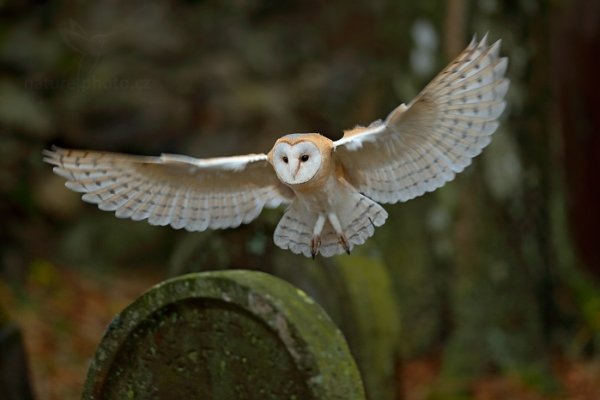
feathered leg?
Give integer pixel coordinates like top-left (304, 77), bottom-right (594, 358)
top-left (311, 214), bottom-right (326, 258)
top-left (327, 213), bottom-right (351, 255)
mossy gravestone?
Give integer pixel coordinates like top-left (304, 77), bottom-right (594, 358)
top-left (82, 270), bottom-right (365, 400)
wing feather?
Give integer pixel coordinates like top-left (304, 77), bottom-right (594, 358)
top-left (44, 146), bottom-right (294, 231)
top-left (334, 34), bottom-right (509, 204)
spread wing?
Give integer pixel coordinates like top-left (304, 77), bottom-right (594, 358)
top-left (43, 146), bottom-right (294, 231)
top-left (334, 34), bottom-right (509, 204)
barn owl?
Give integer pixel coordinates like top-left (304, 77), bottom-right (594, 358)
top-left (44, 34), bottom-right (509, 258)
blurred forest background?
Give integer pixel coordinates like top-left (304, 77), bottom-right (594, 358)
top-left (1, 0), bottom-right (600, 399)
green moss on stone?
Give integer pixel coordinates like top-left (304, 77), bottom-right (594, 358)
top-left (82, 270), bottom-right (365, 400)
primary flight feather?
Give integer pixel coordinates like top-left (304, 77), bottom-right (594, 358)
top-left (44, 34), bottom-right (509, 258)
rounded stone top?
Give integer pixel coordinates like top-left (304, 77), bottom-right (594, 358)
top-left (82, 270), bottom-right (365, 400)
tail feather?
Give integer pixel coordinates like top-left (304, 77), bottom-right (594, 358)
top-left (273, 191), bottom-right (388, 258)
top-left (320, 192), bottom-right (387, 257)
top-left (342, 195), bottom-right (387, 245)
top-left (273, 207), bottom-right (315, 257)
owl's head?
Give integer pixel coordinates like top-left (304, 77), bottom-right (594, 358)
top-left (269, 133), bottom-right (333, 186)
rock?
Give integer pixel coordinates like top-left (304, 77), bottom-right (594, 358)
top-left (0, 322), bottom-right (35, 400)
top-left (82, 270), bottom-right (365, 400)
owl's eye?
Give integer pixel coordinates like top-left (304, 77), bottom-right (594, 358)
top-left (300, 155), bottom-right (309, 162)
top-left (282, 156), bottom-right (288, 163)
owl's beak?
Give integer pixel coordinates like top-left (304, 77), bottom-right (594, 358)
top-left (293, 162), bottom-right (302, 178)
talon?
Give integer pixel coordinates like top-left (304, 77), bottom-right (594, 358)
top-left (338, 234), bottom-right (351, 255)
top-left (311, 215), bottom-right (326, 259)
top-left (311, 235), bottom-right (321, 259)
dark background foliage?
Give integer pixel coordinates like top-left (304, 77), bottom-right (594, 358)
top-left (1, 0), bottom-right (599, 399)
